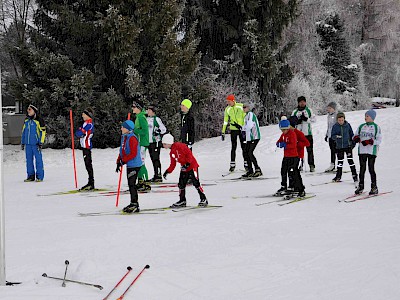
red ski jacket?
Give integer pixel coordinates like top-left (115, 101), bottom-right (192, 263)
top-left (293, 128), bottom-right (310, 159)
top-left (277, 130), bottom-right (298, 158)
top-left (166, 142), bottom-right (199, 173)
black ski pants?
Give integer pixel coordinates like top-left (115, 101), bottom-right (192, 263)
top-left (328, 138), bottom-right (336, 165)
top-left (178, 168), bottom-right (206, 202)
top-left (127, 167), bottom-right (141, 204)
top-left (359, 154), bottom-right (377, 187)
top-left (335, 148), bottom-right (357, 179)
top-left (282, 157), bottom-right (304, 192)
top-left (244, 139), bottom-right (260, 173)
top-left (305, 135), bottom-right (315, 167)
top-left (230, 130), bottom-right (247, 167)
top-left (148, 142), bottom-right (162, 177)
top-left (82, 148), bottom-right (94, 183)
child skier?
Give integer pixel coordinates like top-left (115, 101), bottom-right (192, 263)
top-left (131, 99), bottom-right (151, 192)
top-left (21, 104), bottom-right (46, 182)
top-left (276, 119), bottom-right (305, 197)
top-left (146, 104), bottom-right (167, 182)
top-left (116, 120), bottom-right (142, 214)
top-left (75, 108), bottom-right (95, 190)
top-left (161, 133), bottom-right (208, 208)
top-left (325, 102), bottom-right (338, 172)
top-left (353, 109), bottom-right (382, 195)
top-left (330, 112), bottom-right (358, 183)
top-left (241, 103), bottom-right (262, 178)
top-left (180, 99), bottom-right (195, 150)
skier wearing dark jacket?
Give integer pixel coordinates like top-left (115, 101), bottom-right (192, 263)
top-left (180, 99), bottom-right (195, 149)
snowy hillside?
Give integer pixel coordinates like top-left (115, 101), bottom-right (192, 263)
top-left (1, 107), bottom-right (400, 300)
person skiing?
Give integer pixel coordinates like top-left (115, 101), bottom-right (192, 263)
top-left (241, 103), bottom-right (262, 178)
top-left (21, 104), bottom-right (46, 182)
top-left (221, 94), bottom-right (247, 172)
top-left (180, 99), bottom-right (195, 150)
top-left (330, 112), bottom-right (358, 183)
top-left (146, 104), bottom-right (167, 182)
top-left (353, 109), bottom-right (382, 195)
top-left (291, 96), bottom-right (316, 172)
top-left (116, 120), bottom-right (142, 214)
top-left (131, 99), bottom-right (151, 192)
top-left (276, 119), bottom-right (305, 197)
top-left (162, 133), bottom-right (208, 208)
top-left (286, 116), bottom-right (310, 192)
top-left (75, 108), bottom-right (95, 190)
top-left (325, 102), bottom-right (338, 172)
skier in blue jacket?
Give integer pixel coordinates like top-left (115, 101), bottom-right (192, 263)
top-left (21, 104), bottom-right (46, 182)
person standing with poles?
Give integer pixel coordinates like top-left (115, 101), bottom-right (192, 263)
top-left (21, 104), bottom-right (46, 182)
top-left (221, 94), bottom-right (247, 173)
top-left (324, 102), bottom-right (338, 172)
top-left (146, 104), bottom-right (167, 182)
top-left (291, 96), bottom-right (316, 172)
top-left (131, 99), bottom-right (151, 192)
top-left (75, 108), bottom-right (95, 190)
top-left (180, 99), bottom-right (195, 150)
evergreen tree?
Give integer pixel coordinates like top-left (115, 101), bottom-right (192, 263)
top-left (12, 0), bottom-right (199, 148)
top-left (316, 12), bottom-right (358, 94)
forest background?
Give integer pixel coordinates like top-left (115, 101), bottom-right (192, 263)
top-left (1, 0), bottom-right (399, 148)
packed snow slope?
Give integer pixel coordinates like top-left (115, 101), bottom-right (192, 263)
top-left (1, 107), bottom-right (400, 300)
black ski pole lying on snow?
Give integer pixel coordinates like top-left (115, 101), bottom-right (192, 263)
top-left (62, 260), bottom-right (69, 287)
top-left (42, 273), bottom-right (103, 290)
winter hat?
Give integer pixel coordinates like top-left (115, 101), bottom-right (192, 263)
top-left (181, 99), bottom-right (192, 110)
top-left (279, 119), bottom-right (291, 130)
top-left (297, 96), bottom-right (306, 103)
top-left (83, 108), bottom-right (94, 119)
top-left (365, 109), bottom-right (376, 121)
top-left (132, 99), bottom-right (144, 110)
top-left (121, 120), bottom-right (135, 131)
top-left (337, 112), bottom-right (345, 119)
top-left (288, 116), bottom-right (298, 127)
top-left (226, 94), bottom-right (235, 102)
top-left (327, 102), bottom-right (337, 110)
top-left (280, 115), bottom-right (287, 120)
top-left (162, 133), bottom-right (174, 145)
top-left (147, 104), bottom-right (157, 113)
top-left (28, 104), bottom-right (38, 114)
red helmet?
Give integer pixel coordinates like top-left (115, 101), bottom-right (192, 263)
top-left (226, 94), bottom-right (235, 101)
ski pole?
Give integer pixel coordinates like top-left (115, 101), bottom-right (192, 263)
top-left (69, 110), bottom-right (78, 188)
top-left (116, 265), bottom-right (150, 300)
top-left (116, 112), bottom-right (131, 207)
top-left (62, 260), bottom-right (69, 287)
top-left (42, 273), bottom-right (103, 290)
top-left (102, 266), bottom-right (132, 300)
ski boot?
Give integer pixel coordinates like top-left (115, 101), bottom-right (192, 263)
top-left (274, 186), bottom-right (287, 196)
top-left (24, 175), bottom-right (35, 182)
top-left (170, 199), bottom-right (186, 208)
top-left (198, 198), bottom-right (208, 207)
top-left (332, 177), bottom-right (341, 182)
top-left (150, 176), bottom-right (163, 183)
top-left (80, 181), bottom-right (95, 191)
top-left (355, 183), bottom-right (364, 195)
top-left (122, 203), bottom-right (140, 214)
top-left (297, 190), bottom-right (306, 197)
top-left (325, 163), bottom-right (335, 172)
top-left (309, 165), bottom-right (315, 172)
top-left (229, 162), bottom-right (236, 173)
top-left (241, 171), bottom-right (253, 178)
top-left (369, 185), bottom-right (378, 195)
top-left (251, 168), bottom-right (263, 178)
top-left (36, 179), bottom-right (43, 182)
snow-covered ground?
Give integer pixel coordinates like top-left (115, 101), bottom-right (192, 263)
top-left (1, 107), bottom-right (400, 300)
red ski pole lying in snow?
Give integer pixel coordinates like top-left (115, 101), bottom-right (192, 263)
top-left (116, 265), bottom-right (150, 300)
top-left (102, 266), bottom-right (132, 300)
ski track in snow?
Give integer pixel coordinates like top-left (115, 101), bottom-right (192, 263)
top-left (1, 107), bottom-right (400, 299)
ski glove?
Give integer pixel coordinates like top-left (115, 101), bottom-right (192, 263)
top-left (21, 144), bottom-right (25, 151)
top-left (241, 131), bottom-right (246, 140)
top-left (116, 161), bottom-right (122, 173)
top-left (324, 136), bottom-right (328, 142)
top-left (361, 139), bottom-right (374, 146)
top-left (300, 113), bottom-right (308, 122)
top-left (221, 133), bottom-right (225, 141)
top-left (297, 117), bottom-right (303, 124)
top-left (353, 136), bottom-right (360, 143)
top-left (163, 171), bottom-right (169, 180)
top-left (181, 163), bottom-right (190, 172)
top-left (276, 142), bottom-right (286, 149)
top-left (37, 144), bottom-right (43, 152)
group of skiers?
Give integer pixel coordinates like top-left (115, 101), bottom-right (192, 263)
top-left (21, 93), bottom-right (382, 213)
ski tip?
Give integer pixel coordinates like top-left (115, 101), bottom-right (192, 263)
top-left (145, 264), bottom-right (150, 269)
